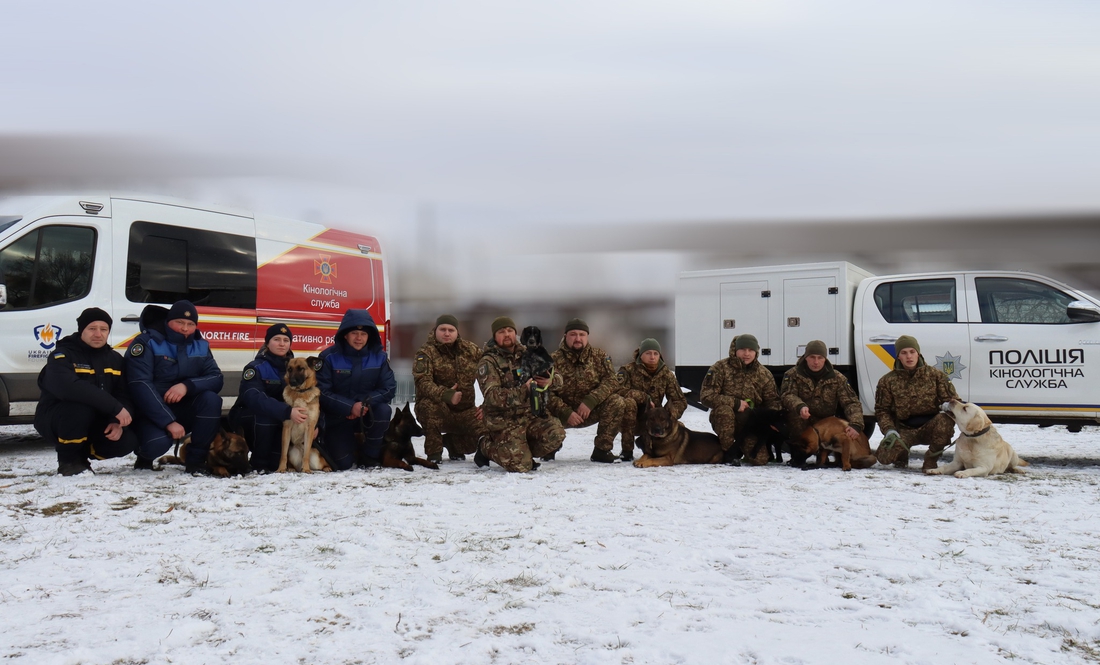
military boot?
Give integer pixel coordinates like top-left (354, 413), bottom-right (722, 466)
top-left (58, 459), bottom-right (91, 476)
top-left (541, 450), bottom-right (556, 461)
top-left (133, 456), bottom-right (156, 471)
top-left (474, 436), bottom-right (491, 468)
top-left (427, 452), bottom-right (444, 465)
top-left (590, 447), bottom-right (618, 463)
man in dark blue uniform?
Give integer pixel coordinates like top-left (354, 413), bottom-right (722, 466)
top-left (229, 323), bottom-right (309, 473)
top-left (34, 307), bottom-right (138, 476)
top-left (126, 300), bottom-right (224, 472)
top-left (317, 309), bottom-right (395, 470)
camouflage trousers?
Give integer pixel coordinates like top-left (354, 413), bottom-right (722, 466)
top-left (619, 401), bottom-right (648, 456)
top-left (484, 416), bottom-right (566, 473)
top-left (708, 405), bottom-right (769, 466)
top-left (414, 399), bottom-right (486, 458)
top-left (874, 413), bottom-right (956, 470)
top-left (563, 394), bottom-right (630, 452)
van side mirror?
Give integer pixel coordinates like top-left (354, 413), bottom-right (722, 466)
top-left (0, 284), bottom-right (6, 306)
top-left (1067, 301), bottom-right (1100, 323)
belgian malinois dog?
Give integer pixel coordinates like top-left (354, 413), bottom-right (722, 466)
top-left (381, 403), bottom-right (439, 472)
top-left (795, 416), bottom-right (877, 471)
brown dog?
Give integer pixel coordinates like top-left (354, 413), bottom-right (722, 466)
top-left (633, 403), bottom-right (723, 467)
top-left (796, 416), bottom-right (876, 471)
top-left (156, 423), bottom-right (251, 477)
top-left (279, 356), bottom-right (329, 473)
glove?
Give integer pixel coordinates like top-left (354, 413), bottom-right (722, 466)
top-left (881, 430), bottom-right (904, 450)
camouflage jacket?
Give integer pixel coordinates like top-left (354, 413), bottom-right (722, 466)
top-left (548, 341), bottom-right (618, 421)
top-left (477, 340), bottom-right (562, 430)
top-left (617, 350), bottom-right (687, 419)
top-left (699, 340), bottom-right (779, 413)
top-left (874, 355), bottom-right (959, 433)
top-left (413, 332), bottom-right (482, 412)
top-left (780, 358), bottom-right (863, 428)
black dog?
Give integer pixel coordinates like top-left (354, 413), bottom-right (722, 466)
top-left (520, 326), bottom-right (555, 417)
top-left (380, 403), bottom-right (439, 472)
top-left (738, 407), bottom-right (788, 465)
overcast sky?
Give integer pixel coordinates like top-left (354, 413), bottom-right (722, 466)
top-left (4, 1), bottom-right (1100, 306)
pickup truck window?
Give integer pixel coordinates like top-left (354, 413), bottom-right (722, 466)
top-left (975, 277), bottom-right (1074, 324)
top-left (873, 279), bottom-right (957, 323)
top-left (0, 225), bottom-right (96, 310)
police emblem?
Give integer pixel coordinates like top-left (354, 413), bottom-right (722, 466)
top-left (934, 351), bottom-right (966, 380)
top-left (310, 358), bottom-right (324, 371)
top-left (130, 343), bottom-right (144, 357)
top-left (243, 368), bottom-right (256, 380)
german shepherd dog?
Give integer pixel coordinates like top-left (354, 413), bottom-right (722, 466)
top-left (633, 403), bottom-right (724, 467)
top-left (794, 416), bottom-right (877, 471)
top-left (279, 356), bottom-right (330, 473)
top-left (381, 403), bottom-right (439, 472)
top-left (156, 417), bottom-right (251, 477)
top-left (520, 326), bottom-right (555, 417)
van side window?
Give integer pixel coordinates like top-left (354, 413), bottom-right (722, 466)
top-left (873, 279), bottom-right (957, 323)
top-left (126, 221), bottom-right (257, 309)
top-left (975, 277), bottom-right (1074, 324)
top-left (0, 225), bottom-right (96, 310)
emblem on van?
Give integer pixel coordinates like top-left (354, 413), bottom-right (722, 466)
top-left (935, 351), bottom-right (966, 380)
top-left (34, 323), bottom-right (63, 350)
top-left (314, 254), bottom-right (338, 284)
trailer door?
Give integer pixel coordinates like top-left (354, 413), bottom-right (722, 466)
top-left (720, 280), bottom-right (769, 361)
top-left (783, 276), bottom-right (838, 365)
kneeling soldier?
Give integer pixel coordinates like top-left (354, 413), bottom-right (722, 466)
top-left (874, 335), bottom-right (958, 470)
top-left (781, 340), bottom-right (863, 466)
top-left (35, 308), bottom-right (137, 476)
top-left (699, 334), bottom-right (781, 466)
top-left (413, 314), bottom-right (487, 463)
top-left (548, 318), bottom-right (630, 463)
top-left (616, 338), bottom-right (687, 461)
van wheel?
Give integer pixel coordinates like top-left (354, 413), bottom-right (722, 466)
top-left (862, 418), bottom-right (876, 438)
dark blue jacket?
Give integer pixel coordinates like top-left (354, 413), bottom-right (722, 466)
top-left (234, 348), bottom-right (294, 422)
top-left (318, 309), bottom-right (395, 416)
top-left (126, 305), bottom-right (224, 428)
top-left (35, 332), bottom-right (133, 427)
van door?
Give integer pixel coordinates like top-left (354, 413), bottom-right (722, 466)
top-left (965, 274), bottom-right (1100, 419)
top-left (720, 280), bottom-right (769, 362)
top-left (783, 276), bottom-right (838, 365)
top-left (110, 199), bottom-right (258, 389)
top-left (857, 275), bottom-right (970, 413)
top-left (0, 217), bottom-right (110, 406)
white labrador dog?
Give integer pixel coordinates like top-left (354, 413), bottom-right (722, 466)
top-left (926, 399), bottom-right (1028, 478)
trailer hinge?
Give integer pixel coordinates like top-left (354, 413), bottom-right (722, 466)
top-left (829, 347), bottom-right (840, 355)
top-left (761, 290), bottom-right (771, 298)
top-left (761, 348), bottom-right (771, 356)
top-left (828, 287), bottom-right (839, 295)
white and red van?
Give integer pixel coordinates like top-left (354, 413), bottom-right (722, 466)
top-left (0, 194), bottom-right (389, 424)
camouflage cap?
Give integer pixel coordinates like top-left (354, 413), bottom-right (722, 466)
top-left (491, 316), bottom-right (517, 334)
top-left (895, 335), bottom-right (920, 353)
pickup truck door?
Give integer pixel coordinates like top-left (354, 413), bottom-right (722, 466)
top-left (964, 274), bottom-right (1100, 419)
top-left (857, 275), bottom-right (970, 415)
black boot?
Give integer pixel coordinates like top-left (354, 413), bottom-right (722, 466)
top-left (133, 456), bottom-right (156, 471)
top-left (58, 459), bottom-right (91, 476)
top-left (722, 447), bottom-right (742, 467)
top-left (541, 450), bottom-right (556, 461)
top-left (590, 447), bottom-right (618, 463)
top-left (474, 448), bottom-right (490, 468)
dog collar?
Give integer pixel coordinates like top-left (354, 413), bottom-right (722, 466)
top-left (962, 425), bottom-right (991, 438)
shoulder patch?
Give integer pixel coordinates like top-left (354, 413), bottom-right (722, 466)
top-left (243, 368), bottom-right (257, 381)
top-left (129, 343), bottom-right (144, 357)
top-left (478, 362), bottom-right (488, 377)
top-left (310, 358), bottom-right (324, 372)
top-left (53, 353), bottom-right (66, 359)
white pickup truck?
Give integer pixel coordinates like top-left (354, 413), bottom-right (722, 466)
top-left (675, 262), bottom-right (1100, 431)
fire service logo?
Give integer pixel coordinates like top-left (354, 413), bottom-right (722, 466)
top-left (34, 323), bottom-right (62, 350)
top-left (314, 254), bottom-right (338, 284)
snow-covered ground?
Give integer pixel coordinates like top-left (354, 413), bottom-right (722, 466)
top-left (2, 409), bottom-right (1100, 665)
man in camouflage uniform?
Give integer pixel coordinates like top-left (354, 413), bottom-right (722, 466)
top-left (781, 339), bottom-right (864, 466)
top-left (413, 314), bottom-right (487, 463)
top-left (548, 318), bottom-right (630, 463)
top-left (874, 334), bottom-right (959, 470)
top-left (476, 316), bottom-right (565, 473)
top-left (699, 334), bottom-right (781, 466)
top-left (617, 338), bottom-right (687, 462)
